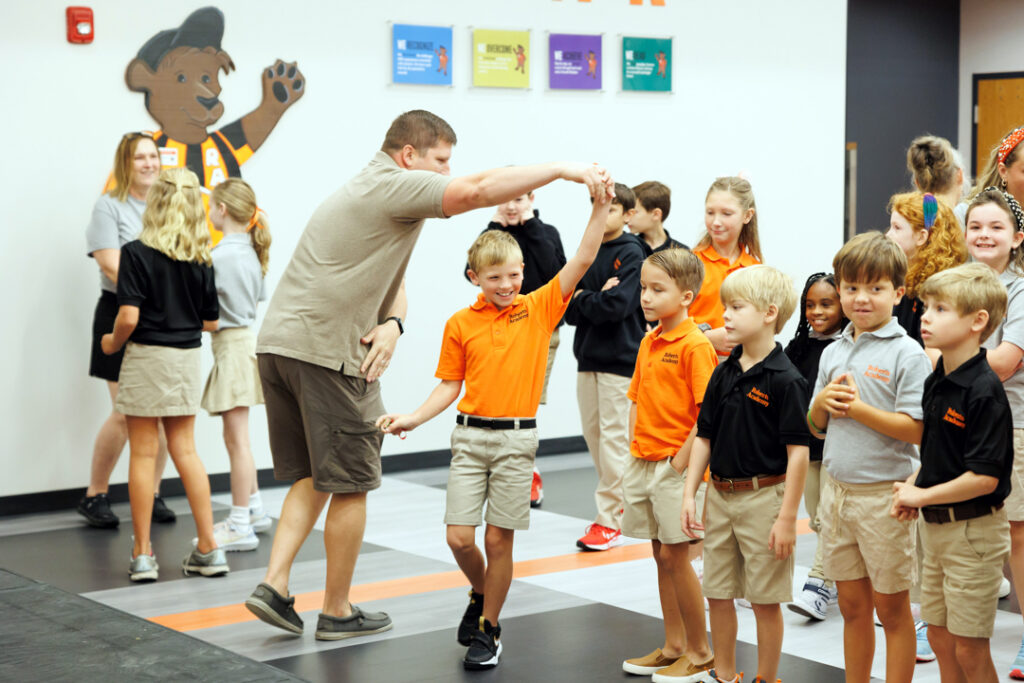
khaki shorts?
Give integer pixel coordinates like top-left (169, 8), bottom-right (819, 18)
top-left (258, 353), bottom-right (384, 493)
top-left (202, 327), bottom-right (264, 415)
top-left (920, 508), bottom-right (1010, 638)
top-left (820, 472), bottom-right (916, 594)
top-left (703, 482), bottom-right (794, 604)
top-left (445, 422), bottom-right (538, 530)
top-left (1004, 429), bottom-right (1024, 522)
top-left (115, 342), bottom-right (201, 417)
top-left (622, 457), bottom-right (705, 545)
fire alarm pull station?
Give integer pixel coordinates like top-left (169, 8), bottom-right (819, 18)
top-left (67, 7), bottom-right (94, 44)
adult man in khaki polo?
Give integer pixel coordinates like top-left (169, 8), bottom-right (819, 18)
top-left (244, 109), bottom-right (610, 639)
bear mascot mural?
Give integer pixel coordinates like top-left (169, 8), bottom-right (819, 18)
top-left (124, 6), bottom-right (304, 192)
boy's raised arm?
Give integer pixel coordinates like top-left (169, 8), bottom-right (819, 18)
top-left (442, 163), bottom-right (610, 217)
top-left (559, 188), bottom-right (614, 299)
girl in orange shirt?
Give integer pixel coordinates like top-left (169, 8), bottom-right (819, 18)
top-left (690, 176), bottom-right (763, 355)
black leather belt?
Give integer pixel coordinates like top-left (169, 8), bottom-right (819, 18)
top-left (921, 501), bottom-right (1003, 524)
top-left (456, 414), bottom-right (536, 430)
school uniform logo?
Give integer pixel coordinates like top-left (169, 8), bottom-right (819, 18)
top-left (661, 352), bottom-right (679, 365)
top-left (613, 258), bottom-right (621, 270)
top-left (942, 407), bottom-right (965, 428)
top-left (746, 386), bottom-right (769, 407)
top-left (864, 365), bottom-right (891, 383)
top-left (509, 309), bottom-right (529, 324)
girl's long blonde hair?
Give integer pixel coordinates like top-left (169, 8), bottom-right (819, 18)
top-left (210, 178), bottom-right (271, 276)
top-left (695, 176), bottom-right (763, 262)
top-left (888, 191), bottom-right (967, 297)
top-left (969, 126), bottom-right (1024, 201)
top-left (139, 168), bottom-right (211, 265)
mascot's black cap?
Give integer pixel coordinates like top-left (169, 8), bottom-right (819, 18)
top-left (135, 6), bottom-right (225, 71)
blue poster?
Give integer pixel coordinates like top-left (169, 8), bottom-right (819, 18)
top-left (392, 24), bottom-right (452, 86)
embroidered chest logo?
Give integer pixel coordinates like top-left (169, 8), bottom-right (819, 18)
top-left (864, 365), bottom-right (891, 383)
top-left (661, 351), bottom-right (679, 365)
top-left (942, 407), bottom-right (965, 428)
top-left (509, 309), bottom-right (529, 324)
top-left (746, 386), bottom-right (770, 407)
top-left (613, 258), bottom-right (622, 270)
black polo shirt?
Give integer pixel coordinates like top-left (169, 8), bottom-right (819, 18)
top-left (696, 343), bottom-right (810, 478)
top-left (117, 240), bottom-right (219, 349)
top-left (915, 349), bottom-right (1013, 508)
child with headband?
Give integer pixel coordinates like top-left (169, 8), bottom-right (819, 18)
top-left (968, 126), bottom-right (1024, 208)
top-left (200, 178), bottom-right (273, 551)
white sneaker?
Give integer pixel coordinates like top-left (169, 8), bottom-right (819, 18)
top-left (787, 577), bottom-right (833, 621)
top-left (192, 518), bottom-right (259, 552)
top-left (1000, 576), bottom-right (1013, 599)
top-left (735, 598), bottom-right (752, 609)
top-left (690, 557), bottom-right (704, 582)
top-left (250, 511), bottom-right (273, 533)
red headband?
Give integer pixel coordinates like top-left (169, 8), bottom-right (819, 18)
top-left (998, 127), bottom-right (1024, 165)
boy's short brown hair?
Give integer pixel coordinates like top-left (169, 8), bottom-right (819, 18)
top-left (633, 181), bottom-right (671, 221)
top-left (612, 183), bottom-right (636, 212)
top-left (645, 248), bottom-right (703, 297)
top-left (833, 231), bottom-right (908, 288)
top-left (917, 262), bottom-right (1008, 341)
top-left (719, 265), bottom-right (797, 333)
top-left (467, 230), bottom-right (523, 274)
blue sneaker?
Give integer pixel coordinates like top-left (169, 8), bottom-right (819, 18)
top-left (1009, 635), bottom-right (1024, 679)
top-left (915, 621), bottom-right (935, 663)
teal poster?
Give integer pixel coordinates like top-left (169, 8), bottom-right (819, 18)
top-left (622, 37), bottom-right (671, 92)
top-left (392, 24), bottom-right (452, 86)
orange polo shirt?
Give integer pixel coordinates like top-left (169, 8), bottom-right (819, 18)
top-left (436, 275), bottom-right (570, 418)
top-left (627, 317), bottom-right (718, 461)
top-left (689, 244), bottom-right (761, 329)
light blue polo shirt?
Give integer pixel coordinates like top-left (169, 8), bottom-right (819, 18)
top-left (211, 233), bottom-right (266, 328)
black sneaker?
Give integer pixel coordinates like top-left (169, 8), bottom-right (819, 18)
top-left (245, 582), bottom-right (304, 634)
top-left (464, 619), bottom-right (502, 670)
top-left (457, 590), bottom-right (484, 645)
top-left (77, 493), bottom-right (119, 528)
top-left (152, 495), bottom-right (176, 523)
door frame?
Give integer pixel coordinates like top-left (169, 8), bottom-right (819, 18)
top-left (972, 70), bottom-right (1024, 177)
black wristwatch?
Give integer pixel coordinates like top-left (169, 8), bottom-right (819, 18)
top-left (386, 316), bottom-right (404, 335)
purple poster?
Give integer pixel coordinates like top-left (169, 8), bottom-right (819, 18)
top-left (548, 33), bottom-right (601, 90)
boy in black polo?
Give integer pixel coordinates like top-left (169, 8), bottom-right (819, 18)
top-left (683, 265), bottom-right (809, 683)
top-left (891, 263), bottom-right (1012, 683)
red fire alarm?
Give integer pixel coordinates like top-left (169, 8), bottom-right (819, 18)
top-left (66, 7), bottom-right (94, 44)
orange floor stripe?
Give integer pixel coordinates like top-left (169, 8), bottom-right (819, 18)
top-left (151, 518), bottom-right (814, 633)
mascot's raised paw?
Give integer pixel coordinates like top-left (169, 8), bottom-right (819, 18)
top-left (264, 59), bottom-right (305, 107)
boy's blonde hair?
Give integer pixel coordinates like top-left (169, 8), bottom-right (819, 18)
top-left (720, 265), bottom-right (797, 333)
top-left (211, 178), bottom-right (271, 276)
top-left (917, 262), bottom-right (1007, 341)
top-left (139, 168), bottom-right (211, 265)
top-left (467, 230), bottom-right (523, 274)
top-left (645, 248), bottom-right (704, 296)
top-left (833, 231), bottom-right (907, 288)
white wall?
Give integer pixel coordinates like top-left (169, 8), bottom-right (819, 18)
top-left (0, 0), bottom-right (847, 499)
top-left (958, 0), bottom-right (1024, 174)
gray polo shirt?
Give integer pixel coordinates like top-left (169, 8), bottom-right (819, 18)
top-left (815, 317), bottom-right (931, 483)
top-left (983, 268), bottom-right (1024, 427)
top-left (85, 194), bottom-right (145, 293)
top-left (211, 233), bottom-right (266, 329)
top-left (257, 151), bottom-right (451, 373)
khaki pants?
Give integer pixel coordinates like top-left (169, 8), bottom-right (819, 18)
top-left (803, 461), bottom-right (833, 588)
top-left (577, 371), bottom-right (631, 529)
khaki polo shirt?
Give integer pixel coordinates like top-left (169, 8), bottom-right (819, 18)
top-left (258, 151), bottom-right (451, 374)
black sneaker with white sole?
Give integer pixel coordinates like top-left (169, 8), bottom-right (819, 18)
top-left (457, 590), bottom-right (484, 645)
top-left (245, 583), bottom-right (304, 634)
top-left (77, 493), bottom-right (119, 528)
top-left (464, 619), bottom-right (502, 670)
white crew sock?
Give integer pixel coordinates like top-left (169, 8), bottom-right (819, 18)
top-left (249, 492), bottom-right (264, 517)
top-left (230, 505), bottom-right (251, 531)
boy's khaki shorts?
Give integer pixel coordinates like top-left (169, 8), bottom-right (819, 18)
top-left (622, 457), bottom-right (704, 545)
top-left (702, 481), bottom-right (794, 604)
top-left (444, 422), bottom-right (538, 531)
top-left (1003, 429), bottom-right (1024, 522)
top-left (920, 507), bottom-right (1010, 638)
top-left (819, 472), bottom-right (916, 594)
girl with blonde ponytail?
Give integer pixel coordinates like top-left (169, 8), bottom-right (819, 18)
top-left (201, 178), bottom-right (273, 550)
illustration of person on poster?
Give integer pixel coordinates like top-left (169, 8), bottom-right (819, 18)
top-left (657, 51), bottom-right (667, 78)
top-left (587, 50), bottom-right (598, 79)
top-left (436, 45), bottom-right (449, 75)
top-left (515, 44), bottom-right (527, 73)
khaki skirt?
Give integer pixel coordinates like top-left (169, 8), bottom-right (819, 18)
top-left (201, 327), bottom-right (264, 415)
top-left (115, 342), bottom-right (202, 417)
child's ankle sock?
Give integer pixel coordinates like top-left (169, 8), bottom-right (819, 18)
top-left (249, 492), bottom-right (264, 517)
top-left (716, 675), bottom-right (741, 683)
top-left (230, 505), bottom-right (251, 530)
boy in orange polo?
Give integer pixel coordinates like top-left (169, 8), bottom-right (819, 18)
top-left (621, 248), bottom-right (717, 683)
top-left (377, 181), bottom-right (613, 670)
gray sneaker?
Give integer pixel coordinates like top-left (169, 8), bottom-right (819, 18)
top-left (181, 547), bottom-right (229, 577)
top-left (314, 606), bottom-right (393, 640)
top-left (129, 551), bottom-right (159, 582)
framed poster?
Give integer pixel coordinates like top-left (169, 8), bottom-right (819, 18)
top-left (622, 36), bottom-right (672, 92)
top-left (392, 24), bottom-right (452, 86)
top-left (549, 33), bottom-right (602, 90)
top-left (472, 29), bottom-right (530, 88)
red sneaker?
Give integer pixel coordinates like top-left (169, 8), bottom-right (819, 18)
top-left (530, 470), bottom-right (543, 508)
top-left (576, 523), bottom-right (623, 551)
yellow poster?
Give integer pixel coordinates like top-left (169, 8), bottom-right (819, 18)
top-left (472, 29), bottom-right (530, 88)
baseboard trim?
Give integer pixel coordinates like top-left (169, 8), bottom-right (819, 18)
top-left (0, 435), bottom-right (586, 517)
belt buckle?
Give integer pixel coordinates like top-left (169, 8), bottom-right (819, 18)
top-left (724, 478), bottom-right (735, 493)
